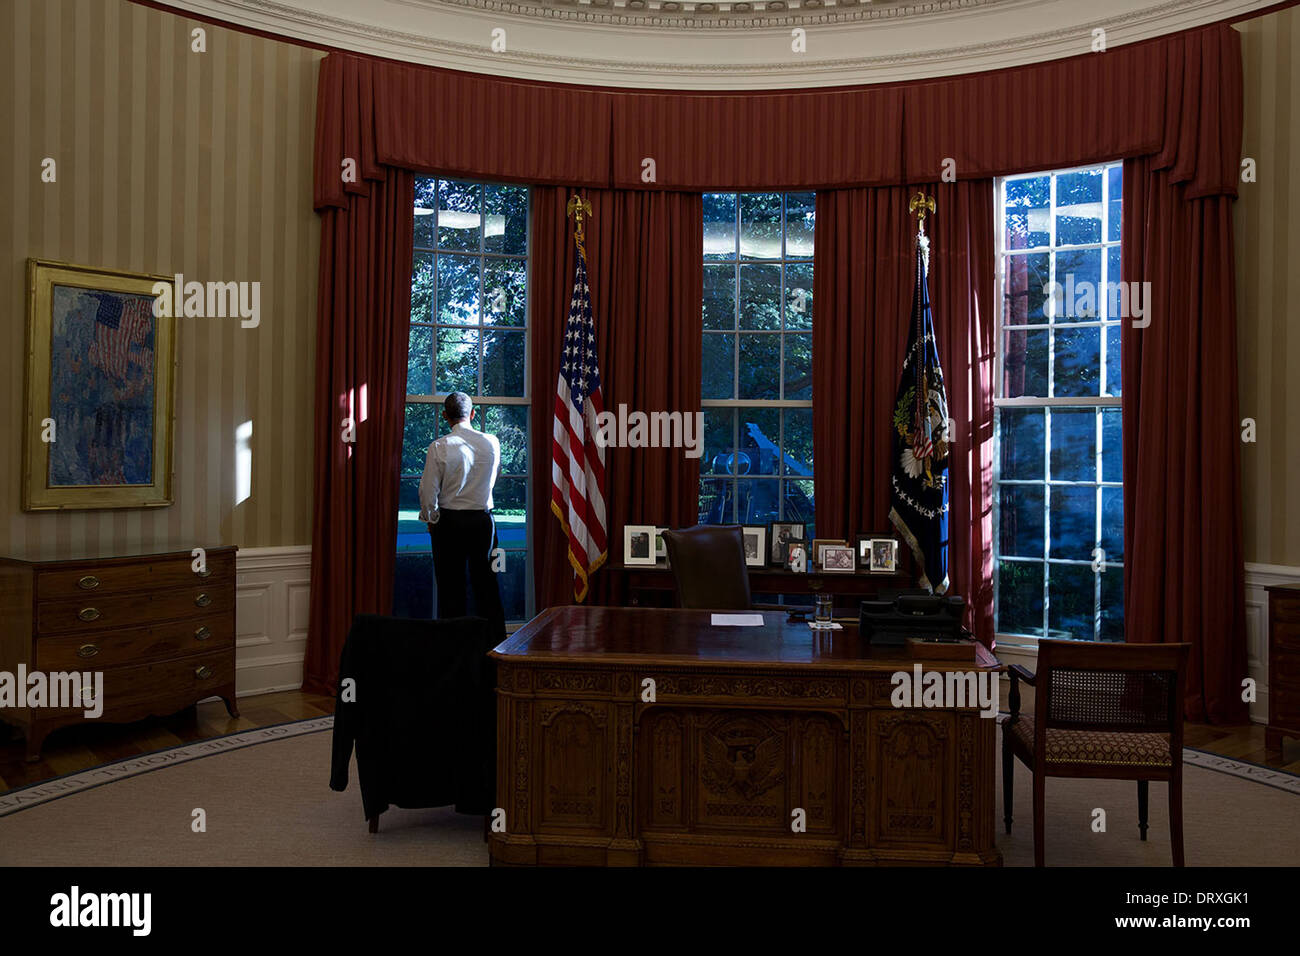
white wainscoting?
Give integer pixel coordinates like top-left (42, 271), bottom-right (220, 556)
top-left (995, 563), bottom-right (1300, 722)
top-left (234, 545), bottom-right (312, 697)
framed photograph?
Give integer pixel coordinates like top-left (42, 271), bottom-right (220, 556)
top-left (23, 259), bottom-right (176, 510)
top-left (786, 542), bottom-right (807, 573)
top-left (768, 521), bottom-right (805, 567)
top-left (821, 545), bottom-right (855, 572)
top-left (623, 525), bottom-right (658, 566)
top-left (868, 537), bottom-right (900, 574)
top-left (856, 534), bottom-right (875, 571)
top-left (654, 528), bottom-right (668, 561)
top-left (811, 538), bottom-right (848, 570)
top-left (741, 525), bottom-right (767, 568)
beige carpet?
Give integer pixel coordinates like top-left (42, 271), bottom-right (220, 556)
top-left (0, 728), bottom-right (1295, 866)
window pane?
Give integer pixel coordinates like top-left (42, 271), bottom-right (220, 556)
top-left (484, 404), bottom-right (528, 474)
top-left (738, 334), bottom-right (780, 400)
top-left (1101, 408), bottom-right (1122, 483)
top-left (1100, 486), bottom-right (1124, 563)
top-left (1048, 563), bottom-right (1096, 640)
top-left (1049, 409), bottom-right (1096, 481)
top-left (702, 332), bottom-right (735, 400)
top-left (402, 402), bottom-right (439, 475)
top-left (702, 407), bottom-right (735, 477)
top-left (1005, 175), bottom-right (1050, 249)
top-left (998, 408), bottom-right (1045, 480)
top-left (1053, 248), bottom-right (1101, 322)
top-left (999, 485), bottom-right (1045, 559)
top-left (411, 251), bottom-right (435, 323)
top-left (483, 183), bottom-right (528, 255)
top-left (482, 328), bottom-right (526, 397)
top-left (1107, 164), bottom-right (1123, 244)
top-left (737, 407), bottom-right (780, 476)
top-left (734, 478), bottom-right (780, 525)
top-left (494, 477), bottom-right (528, 523)
top-left (782, 408), bottom-right (813, 477)
top-left (483, 259), bottom-right (526, 327)
top-left (414, 179), bottom-right (438, 248)
top-left (703, 264), bottom-right (737, 331)
top-left (1100, 569), bottom-right (1124, 641)
top-left (398, 476), bottom-right (420, 512)
top-left (781, 479), bottom-right (815, 526)
top-left (435, 327), bottom-right (479, 394)
top-left (1053, 326), bottom-right (1102, 397)
top-left (785, 193), bottom-right (815, 258)
top-left (1049, 485), bottom-right (1096, 560)
top-left (1004, 252), bottom-right (1050, 325)
top-left (699, 477), bottom-right (731, 524)
top-left (739, 264), bottom-right (781, 331)
top-left (785, 261), bottom-right (813, 331)
top-left (739, 193), bottom-right (782, 259)
top-left (998, 561), bottom-right (1043, 636)
top-left (783, 332), bottom-right (812, 400)
top-left (437, 180), bottom-right (481, 251)
top-left (407, 324), bottom-right (432, 396)
top-left (1055, 168), bottom-right (1103, 246)
top-left (1002, 328), bottom-right (1049, 397)
top-left (704, 193), bottom-right (737, 260)
top-left (392, 552), bottom-right (434, 620)
top-left (1104, 325), bottom-right (1122, 397)
top-left (437, 255), bottom-right (480, 325)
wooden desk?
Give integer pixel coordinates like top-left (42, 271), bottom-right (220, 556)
top-left (489, 606), bottom-right (1002, 866)
top-left (606, 561), bottom-right (910, 608)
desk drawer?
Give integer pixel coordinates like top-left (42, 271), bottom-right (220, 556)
top-left (36, 551), bottom-right (234, 601)
top-left (42, 649), bottom-right (234, 717)
top-left (36, 614), bottom-right (233, 670)
top-left (1272, 594), bottom-right (1300, 624)
top-left (1271, 619), bottom-right (1300, 653)
top-left (36, 586), bottom-right (234, 635)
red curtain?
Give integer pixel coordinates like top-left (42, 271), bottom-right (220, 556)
top-left (1121, 157), bottom-right (1247, 724)
top-left (302, 166), bottom-right (415, 695)
top-left (813, 181), bottom-right (996, 645)
top-left (530, 187), bottom-right (704, 610)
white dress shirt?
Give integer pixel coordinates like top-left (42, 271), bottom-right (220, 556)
top-left (418, 421), bottom-right (501, 524)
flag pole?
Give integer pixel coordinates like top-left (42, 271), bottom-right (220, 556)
top-left (566, 194), bottom-right (592, 254)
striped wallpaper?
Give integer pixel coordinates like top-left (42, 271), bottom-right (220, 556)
top-left (0, 0), bottom-right (323, 560)
top-left (1235, 7), bottom-right (1300, 568)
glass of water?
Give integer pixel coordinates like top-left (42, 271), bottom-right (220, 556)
top-left (814, 594), bottom-right (833, 629)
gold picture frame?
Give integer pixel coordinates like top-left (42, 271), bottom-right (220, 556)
top-left (23, 259), bottom-right (176, 510)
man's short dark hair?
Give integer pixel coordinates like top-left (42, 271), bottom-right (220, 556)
top-left (445, 391), bottom-right (473, 423)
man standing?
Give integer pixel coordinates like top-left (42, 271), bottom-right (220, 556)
top-left (418, 392), bottom-right (506, 641)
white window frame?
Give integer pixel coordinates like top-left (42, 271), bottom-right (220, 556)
top-left (993, 163), bottom-right (1124, 646)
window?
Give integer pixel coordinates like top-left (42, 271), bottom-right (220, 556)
top-left (699, 192), bottom-right (815, 535)
top-left (994, 164), bottom-right (1124, 641)
top-left (396, 178), bottom-right (532, 625)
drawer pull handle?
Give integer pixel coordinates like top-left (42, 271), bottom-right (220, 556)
top-left (196, 567), bottom-right (212, 578)
top-left (195, 593), bottom-right (212, 608)
top-left (77, 643), bottom-right (100, 659)
top-left (78, 607), bottom-right (101, 622)
top-left (195, 665), bottom-right (213, 680)
top-left (78, 575), bottom-right (100, 590)
top-left (808, 579), bottom-right (824, 591)
top-left (195, 625), bottom-right (212, 641)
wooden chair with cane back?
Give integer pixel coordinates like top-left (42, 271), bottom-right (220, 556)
top-left (1002, 639), bottom-right (1191, 866)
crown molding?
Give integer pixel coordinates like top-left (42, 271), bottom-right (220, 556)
top-left (154, 0), bottom-right (1276, 88)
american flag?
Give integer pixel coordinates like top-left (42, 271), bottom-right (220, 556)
top-left (550, 244), bottom-right (608, 602)
top-left (89, 293), bottom-right (152, 381)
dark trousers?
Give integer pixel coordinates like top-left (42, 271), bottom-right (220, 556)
top-left (430, 509), bottom-right (506, 642)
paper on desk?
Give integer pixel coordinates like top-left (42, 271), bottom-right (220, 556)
top-left (710, 613), bottom-right (765, 627)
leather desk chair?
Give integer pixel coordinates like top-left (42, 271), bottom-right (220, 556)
top-left (661, 525), bottom-right (753, 610)
top-left (1002, 639), bottom-right (1191, 866)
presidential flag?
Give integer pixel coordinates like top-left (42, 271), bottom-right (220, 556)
top-left (550, 241), bottom-right (608, 602)
top-left (888, 236), bottom-right (951, 594)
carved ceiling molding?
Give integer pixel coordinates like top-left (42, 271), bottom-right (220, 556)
top-left (160, 0), bottom-right (1270, 88)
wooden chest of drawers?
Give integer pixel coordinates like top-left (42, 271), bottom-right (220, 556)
top-left (1266, 583), bottom-right (1300, 754)
top-left (0, 546), bottom-right (238, 760)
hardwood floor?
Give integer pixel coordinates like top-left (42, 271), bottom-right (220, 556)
top-left (0, 690), bottom-right (335, 794)
top-left (1, 689), bottom-right (1297, 795)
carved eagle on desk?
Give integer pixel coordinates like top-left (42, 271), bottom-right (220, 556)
top-left (701, 733), bottom-right (784, 800)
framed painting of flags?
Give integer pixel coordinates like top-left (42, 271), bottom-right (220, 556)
top-left (22, 259), bottom-right (176, 510)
